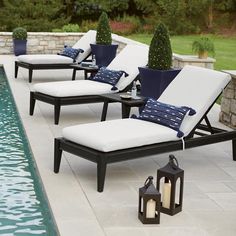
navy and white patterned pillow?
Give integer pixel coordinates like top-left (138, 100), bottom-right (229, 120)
top-left (58, 46), bottom-right (84, 62)
top-left (89, 67), bottom-right (128, 90)
top-left (132, 98), bottom-right (196, 137)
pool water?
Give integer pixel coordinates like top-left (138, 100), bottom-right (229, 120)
top-left (0, 67), bottom-right (58, 235)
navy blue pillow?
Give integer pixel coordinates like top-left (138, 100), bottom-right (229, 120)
top-left (89, 67), bottom-right (128, 90)
top-left (58, 46), bottom-right (84, 62)
top-left (132, 98), bottom-right (196, 137)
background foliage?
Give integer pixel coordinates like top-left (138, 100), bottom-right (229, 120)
top-left (0, 0), bottom-right (235, 34)
top-left (0, 0), bottom-right (69, 31)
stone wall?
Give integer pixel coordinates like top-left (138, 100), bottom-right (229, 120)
top-left (0, 32), bottom-right (85, 54)
top-left (0, 32), bottom-right (133, 55)
top-left (172, 54), bottom-right (216, 69)
top-left (219, 72), bottom-right (236, 128)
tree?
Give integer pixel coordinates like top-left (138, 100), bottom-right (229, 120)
top-left (0, 0), bottom-right (70, 31)
top-left (74, 0), bottom-right (129, 21)
top-left (148, 23), bottom-right (172, 70)
top-left (96, 12), bottom-right (112, 45)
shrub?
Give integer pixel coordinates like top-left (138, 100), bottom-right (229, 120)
top-left (110, 21), bottom-right (136, 35)
top-left (62, 24), bottom-right (80, 32)
top-left (52, 24), bottom-right (80, 32)
top-left (80, 20), bottom-right (97, 32)
top-left (12, 27), bottom-right (27, 40)
top-left (110, 15), bottom-right (140, 35)
top-left (192, 37), bottom-right (215, 58)
top-left (148, 23), bottom-right (172, 70)
top-left (96, 12), bottom-right (112, 45)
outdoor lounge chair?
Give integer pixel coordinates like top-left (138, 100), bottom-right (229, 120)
top-left (29, 44), bottom-right (149, 124)
top-left (15, 30), bottom-right (96, 82)
top-left (53, 65), bottom-right (236, 192)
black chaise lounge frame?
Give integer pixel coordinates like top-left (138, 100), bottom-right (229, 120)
top-left (30, 92), bottom-right (105, 124)
top-left (53, 96), bottom-right (236, 192)
top-left (29, 81), bottom-right (134, 124)
top-left (15, 55), bottom-right (91, 83)
top-left (15, 61), bottom-right (75, 83)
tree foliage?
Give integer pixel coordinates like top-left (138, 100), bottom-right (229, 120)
top-left (0, 0), bottom-right (70, 31)
top-left (0, 0), bottom-right (234, 33)
top-left (74, 0), bottom-right (129, 21)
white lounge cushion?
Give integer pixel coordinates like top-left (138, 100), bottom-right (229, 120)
top-left (33, 80), bottom-right (115, 97)
top-left (63, 119), bottom-right (178, 152)
top-left (17, 54), bottom-right (74, 64)
top-left (107, 44), bottom-right (149, 91)
top-left (72, 30), bottom-right (96, 62)
top-left (158, 65), bottom-right (231, 137)
top-left (17, 30), bottom-right (96, 64)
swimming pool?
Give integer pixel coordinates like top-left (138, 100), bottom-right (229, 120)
top-left (0, 67), bottom-right (58, 235)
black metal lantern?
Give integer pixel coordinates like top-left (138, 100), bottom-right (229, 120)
top-left (156, 155), bottom-right (184, 216)
top-left (138, 176), bottom-right (161, 224)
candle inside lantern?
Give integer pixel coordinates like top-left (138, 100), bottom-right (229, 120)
top-left (162, 181), bottom-right (171, 208)
top-left (146, 199), bottom-right (156, 218)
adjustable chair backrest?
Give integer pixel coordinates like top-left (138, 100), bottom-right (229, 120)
top-left (107, 44), bottom-right (149, 91)
top-left (159, 65), bottom-right (231, 136)
top-left (72, 30), bottom-right (96, 63)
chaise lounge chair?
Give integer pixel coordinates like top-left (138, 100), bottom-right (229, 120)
top-left (53, 65), bottom-right (236, 192)
top-left (15, 30), bottom-right (96, 82)
top-left (29, 44), bottom-right (149, 124)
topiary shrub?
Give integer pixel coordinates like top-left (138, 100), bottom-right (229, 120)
top-left (96, 12), bottom-right (112, 45)
top-left (12, 27), bottom-right (27, 40)
top-left (148, 23), bottom-right (172, 70)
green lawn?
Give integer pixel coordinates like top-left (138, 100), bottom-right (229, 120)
top-left (128, 34), bottom-right (236, 71)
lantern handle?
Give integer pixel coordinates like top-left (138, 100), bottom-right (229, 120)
top-left (169, 155), bottom-right (179, 170)
top-left (144, 176), bottom-right (153, 188)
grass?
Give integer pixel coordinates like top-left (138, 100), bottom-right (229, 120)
top-left (128, 34), bottom-right (236, 71)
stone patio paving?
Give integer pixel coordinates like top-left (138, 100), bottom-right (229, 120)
top-left (1, 55), bottom-right (236, 236)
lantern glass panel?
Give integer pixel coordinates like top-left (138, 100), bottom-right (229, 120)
top-left (146, 199), bottom-right (156, 218)
top-left (175, 177), bottom-right (181, 205)
top-left (162, 177), bottom-right (171, 209)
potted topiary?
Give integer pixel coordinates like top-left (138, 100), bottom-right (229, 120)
top-left (192, 37), bottom-right (215, 59)
top-left (90, 12), bottom-right (118, 67)
top-left (12, 27), bottom-right (27, 56)
top-left (139, 23), bottom-right (180, 99)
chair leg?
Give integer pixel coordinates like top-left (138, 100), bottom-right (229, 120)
top-left (15, 61), bottom-right (19, 78)
top-left (121, 104), bottom-right (131, 118)
top-left (101, 101), bottom-right (109, 121)
top-left (72, 69), bottom-right (76, 80)
top-left (29, 69), bottom-right (33, 83)
top-left (54, 138), bottom-right (62, 173)
top-left (232, 139), bottom-right (236, 161)
top-left (97, 159), bottom-right (107, 192)
top-left (54, 100), bottom-right (61, 125)
top-left (29, 92), bottom-right (36, 115)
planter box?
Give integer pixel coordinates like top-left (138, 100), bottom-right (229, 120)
top-left (139, 67), bottom-right (181, 99)
top-left (13, 39), bottom-right (27, 56)
top-left (90, 44), bottom-right (118, 67)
